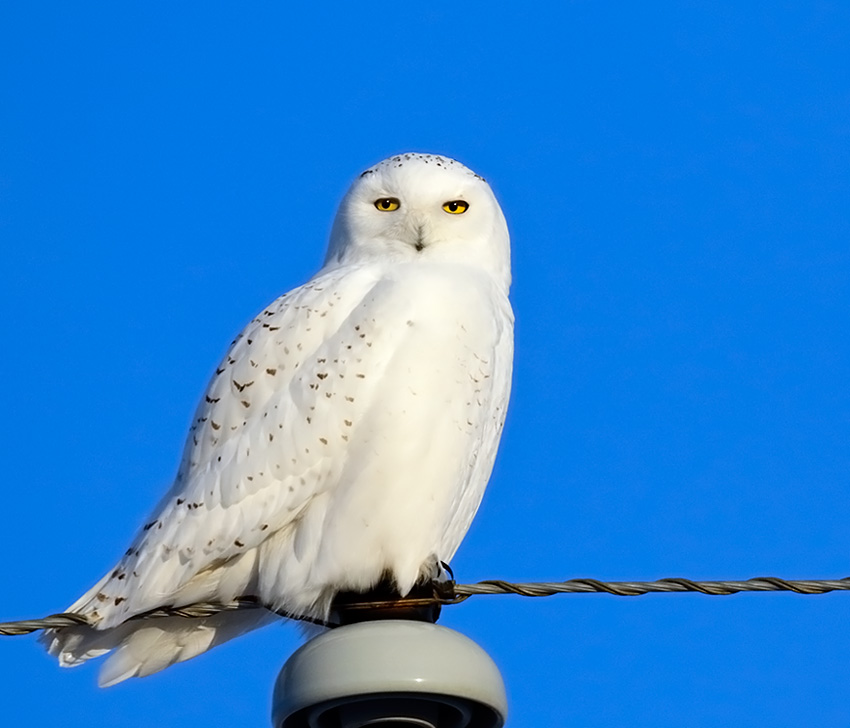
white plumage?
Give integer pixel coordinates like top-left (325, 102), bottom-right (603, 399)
top-left (43, 153), bottom-right (514, 685)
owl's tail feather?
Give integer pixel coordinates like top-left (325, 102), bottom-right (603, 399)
top-left (40, 545), bottom-right (277, 685)
top-left (41, 603), bottom-right (275, 686)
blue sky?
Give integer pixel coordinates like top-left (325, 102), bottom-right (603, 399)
top-left (2, 3), bottom-right (849, 726)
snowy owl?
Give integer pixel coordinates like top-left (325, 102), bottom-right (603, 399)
top-left (43, 153), bottom-right (514, 686)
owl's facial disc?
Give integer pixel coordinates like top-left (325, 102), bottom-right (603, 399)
top-left (326, 153), bottom-right (511, 290)
top-left (354, 160), bottom-right (484, 253)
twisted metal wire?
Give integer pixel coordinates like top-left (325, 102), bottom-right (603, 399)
top-left (452, 576), bottom-right (850, 598)
top-left (0, 599), bottom-right (261, 636)
top-left (3, 575), bottom-right (848, 637)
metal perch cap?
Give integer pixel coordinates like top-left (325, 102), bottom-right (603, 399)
top-left (272, 620), bottom-right (507, 728)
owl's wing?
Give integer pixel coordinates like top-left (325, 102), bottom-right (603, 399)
top-left (73, 264), bottom-right (387, 628)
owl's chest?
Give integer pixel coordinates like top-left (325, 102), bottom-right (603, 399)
top-left (349, 263), bottom-right (508, 355)
top-left (332, 265), bottom-right (510, 427)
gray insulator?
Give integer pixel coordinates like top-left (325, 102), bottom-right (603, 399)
top-left (272, 620), bottom-right (507, 728)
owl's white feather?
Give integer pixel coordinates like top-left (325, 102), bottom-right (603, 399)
top-left (43, 153), bottom-right (514, 684)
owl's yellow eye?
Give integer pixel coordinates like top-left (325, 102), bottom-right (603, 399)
top-left (374, 197), bottom-right (400, 211)
top-left (442, 200), bottom-right (469, 214)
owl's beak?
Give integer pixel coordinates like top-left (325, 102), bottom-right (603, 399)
top-left (399, 214), bottom-right (428, 253)
top-left (414, 225), bottom-right (425, 252)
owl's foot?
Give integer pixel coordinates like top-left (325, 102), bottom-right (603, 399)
top-left (328, 563), bottom-right (457, 627)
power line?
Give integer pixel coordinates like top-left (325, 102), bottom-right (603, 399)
top-left (452, 575), bottom-right (850, 598)
top-left (2, 575), bottom-right (848, 637)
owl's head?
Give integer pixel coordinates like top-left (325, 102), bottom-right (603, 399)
top-left (324, 153), bottom-right (511, 289)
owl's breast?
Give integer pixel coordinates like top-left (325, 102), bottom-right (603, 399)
top-left (301, 261), bottom-right (513, 591)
